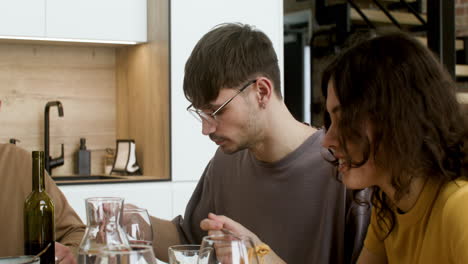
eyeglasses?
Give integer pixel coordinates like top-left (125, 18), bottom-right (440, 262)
top-left (187, 79), bottom-right (257, 125)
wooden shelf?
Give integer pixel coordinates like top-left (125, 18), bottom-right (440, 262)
top-left (456, 65), bottom-right (468, 78)
top-left (115, 0), bottom-right (170, 180)
top-left (414, 36), bottom-right (464, 51)
top-left (457, 92), bottom-right (468, 104)
top-left (351, 8), bottom-right (425, 26)
top-left (53, 175), bottom-right (168, 185)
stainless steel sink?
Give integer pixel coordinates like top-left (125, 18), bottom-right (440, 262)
top-left (52, 175), bottom-right (122, 181)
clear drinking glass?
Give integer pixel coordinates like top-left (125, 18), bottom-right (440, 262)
top-left (122, 208), bottom-right (153, 246)
top-left (198, 234), bottom-right (260, 264)
top-left (168, 245), bottom-right (200, 264)
top-left (94, 245), bottom-right (157, 264)
top-left (78, 197), bottom-right (131, 263)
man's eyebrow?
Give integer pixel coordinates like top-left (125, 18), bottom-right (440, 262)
top-left (209, 104), bottom-right (222, 109)
top-left (199, 103), bottom-right (220, 111)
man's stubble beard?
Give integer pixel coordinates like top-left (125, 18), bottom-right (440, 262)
top-left (220, 111), bottom-right (260, 155)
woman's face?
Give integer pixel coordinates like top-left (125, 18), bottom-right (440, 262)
top-left (322, 80), bottom-right (385, 189)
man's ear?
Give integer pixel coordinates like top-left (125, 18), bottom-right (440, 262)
top-left (255, 77), bottom-right (273, 108)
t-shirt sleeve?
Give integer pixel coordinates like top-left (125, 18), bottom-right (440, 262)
top-left (172, 160), bottom-right (215, 244)
top-left (444, 185), bottom-right (468, 262)
top-left (363, 208), bottom-right (387, 257)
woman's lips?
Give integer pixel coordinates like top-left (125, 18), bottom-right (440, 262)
top-left (338, 159), bottom-right (349, 173)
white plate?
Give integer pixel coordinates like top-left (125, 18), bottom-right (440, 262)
top-left (0, 256), bottom-right (39, 264)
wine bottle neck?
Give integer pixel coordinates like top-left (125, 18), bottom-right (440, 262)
top-left (32, 151), bottom-right (45, 191)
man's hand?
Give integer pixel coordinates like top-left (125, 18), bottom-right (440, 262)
top-left (54, 242), bottom-right (76, 264)
top-left (200, 213), bottom-right (262, 245)
top-left (200, 213), bottom-right (287, 264)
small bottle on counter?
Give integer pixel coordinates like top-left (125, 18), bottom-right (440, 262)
top-left (76, 138), bottom-right (91, 176)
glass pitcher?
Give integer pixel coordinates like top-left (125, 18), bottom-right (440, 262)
top-left (78, 197), bottom-right (131, 263)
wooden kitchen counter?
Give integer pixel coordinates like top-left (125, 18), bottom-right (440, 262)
top-left (53, 175), bottom-right (170, 186)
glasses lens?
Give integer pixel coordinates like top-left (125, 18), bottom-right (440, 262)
top-left (198, 111), bottom-right (217, 125)
top-left (188, 109), bottom-right (202, 122)
top-left (188, 109), bottom-right (217, 125)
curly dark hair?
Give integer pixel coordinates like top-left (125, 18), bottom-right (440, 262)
top-left (321, 31), bottom-right (468, 238)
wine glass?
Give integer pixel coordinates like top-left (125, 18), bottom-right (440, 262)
top-left (121, 208), bottom-right (154, 247)
top-left (168, 245), bottom-right (200, 264)
top-left (94, 244), bottom-right (157, 264)
top-left (198, 234), bottom-right (260, 264)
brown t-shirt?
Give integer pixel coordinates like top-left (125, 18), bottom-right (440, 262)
top-left (0, 144), bottom-right (85, 257)
top-left (173, 130), bottom-right (370, 263)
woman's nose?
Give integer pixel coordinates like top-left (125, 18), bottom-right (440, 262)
top-left (322, 126), bottom-right (338, 150)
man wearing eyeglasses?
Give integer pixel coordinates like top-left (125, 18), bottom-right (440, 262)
top-left (149, 23), bottom-right (370, 264)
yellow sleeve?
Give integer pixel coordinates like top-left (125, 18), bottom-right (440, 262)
top-left (443, 185), bottom-right (468, 262)
top-left (363, 208), bottom-right (387, 257)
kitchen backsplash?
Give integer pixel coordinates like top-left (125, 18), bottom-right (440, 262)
top-left (0, 43), bottom-right (117, 176)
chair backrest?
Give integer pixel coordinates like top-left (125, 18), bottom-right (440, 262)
top-left (344, 188), bottom-right (372, 264)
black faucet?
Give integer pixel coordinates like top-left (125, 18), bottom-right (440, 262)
top-left (45, 101), bottom-right (64, 175)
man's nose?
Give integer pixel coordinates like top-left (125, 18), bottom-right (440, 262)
top-left (202, 119), bottom-right (217, 135)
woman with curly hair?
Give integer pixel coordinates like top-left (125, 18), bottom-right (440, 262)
top-left (322, 31), bottom-right (468, 263)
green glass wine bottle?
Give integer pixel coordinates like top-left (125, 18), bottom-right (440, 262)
top-left (24, 151), bottom-right (55, 264)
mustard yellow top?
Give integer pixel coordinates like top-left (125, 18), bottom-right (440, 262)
top-left (364, 177), bottom-right (468, 264)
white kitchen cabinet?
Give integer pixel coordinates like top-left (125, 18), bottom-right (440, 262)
top-left (59, 182), bottom-right (174, 222)
top-left (0, 0), bottom-right (45, 37)
top-left (171, 181), bottom-right (198, 217)
top-left (170, 0), bottom-right (284, 182)
top-left (59, 181), bottom-right (198, 223)
top-left (46, 0), bottom-right (147, 42)
top-left (0, 0), bottom-right (146, 43)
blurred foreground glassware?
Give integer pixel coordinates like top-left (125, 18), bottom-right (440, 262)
top-left (95, 244), bottom-right (157, 264)
top-left (122, 208), bottom-right (153, 246)
top-left (198, 234), bottom-right (260, 264)
top-left (168, 245), bottom-right (200, 264)
top-left (78, 197), bottom-right (131, 263)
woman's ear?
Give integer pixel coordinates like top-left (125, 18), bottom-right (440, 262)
top-left (255, 77), bottom-right (273, 108)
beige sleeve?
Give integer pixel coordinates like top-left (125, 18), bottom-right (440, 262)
top-left (0, 144), bottom-right (85, 257)
top-left (150, 216), bottom-right (181, 262)
top-left (45, 175), bottom-right (86, 256)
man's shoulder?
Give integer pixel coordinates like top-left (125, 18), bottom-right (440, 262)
top-left (306, 128), bottom-right (325, 147)
top-left (0, 144), bottom-right (31, 183)
top-left (0, 143), bottom-right (30, 163)
top-left (292, 128), bottom-right (328, 161)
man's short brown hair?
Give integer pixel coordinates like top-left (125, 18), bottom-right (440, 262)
top-left (183, 23), bottom-right (281, 108)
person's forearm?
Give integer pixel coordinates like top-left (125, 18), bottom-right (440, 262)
top-left (56, 225), bottom-right (86, 257)
top-left (150, 216), bottom-right (181, 262)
